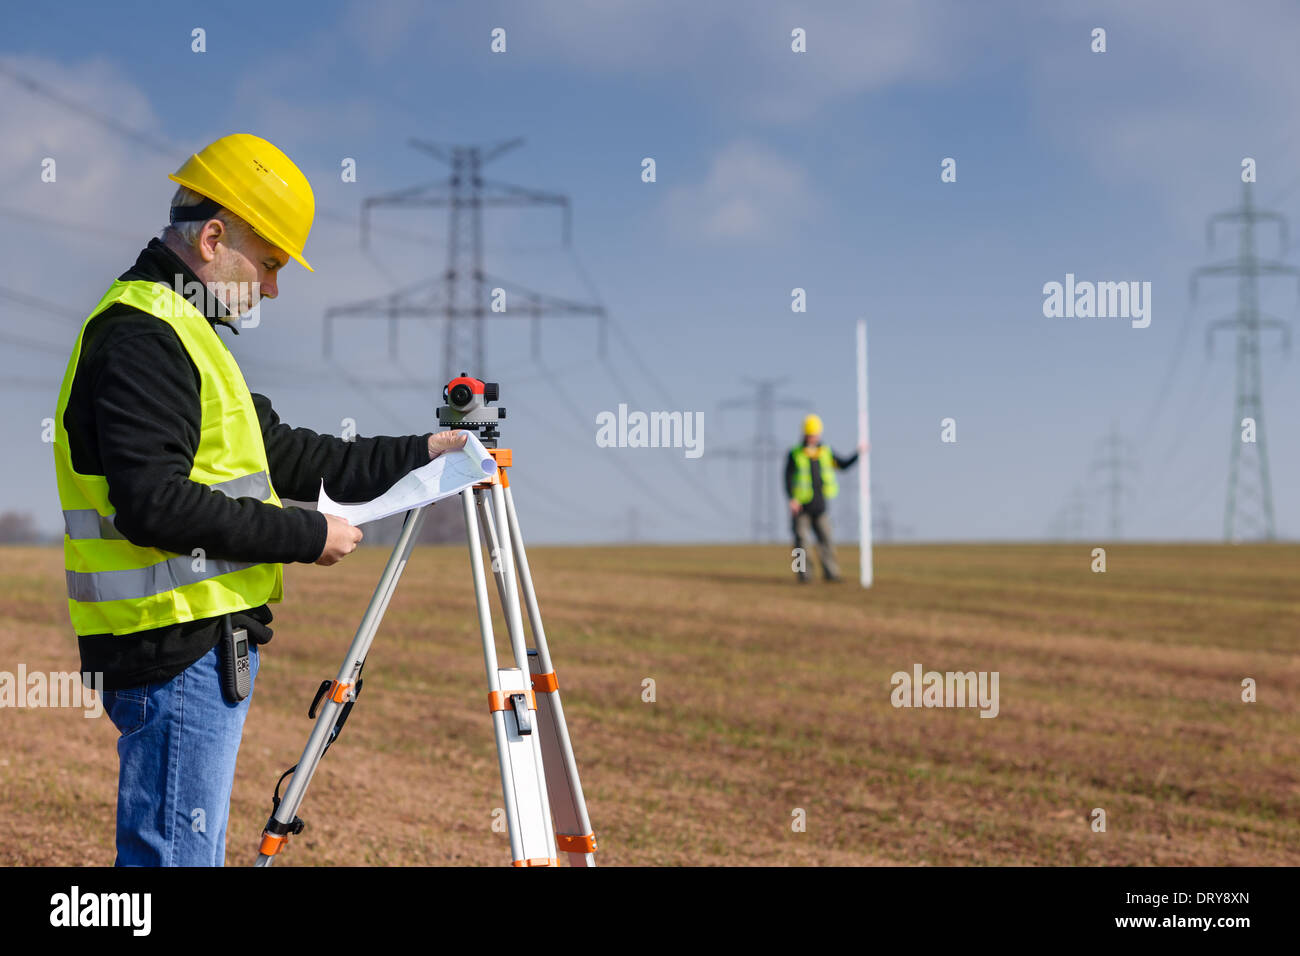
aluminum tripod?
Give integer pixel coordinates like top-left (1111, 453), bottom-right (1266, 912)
top-left (254, 446), bottom-right (597, 866)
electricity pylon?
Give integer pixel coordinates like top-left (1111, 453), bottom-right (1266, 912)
top-left (1089, 423), bottom-right (1138, 539)
top-left (1191, 181), bottom-right (1296, 541)
top-left (324, 138), bottom-right (605, 384)
top-left (714, 378), bottom-right (810, 542)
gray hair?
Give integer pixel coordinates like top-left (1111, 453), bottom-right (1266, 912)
top-left (162, 185), bottom-right (254, 249)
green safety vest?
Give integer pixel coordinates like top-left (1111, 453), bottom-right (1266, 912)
top-left (53, 279), bottom-right (284, 636)
top-left (790, 444), bottom-right (838, 504)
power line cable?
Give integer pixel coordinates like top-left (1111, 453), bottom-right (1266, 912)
top-left (532, 360), bottom-right (728, 531)
top-left (566, 245), bottom-right (746, 525)
top-left (0, 205), bottom-right (142, 243)
top-left (0, 284), bottom-right (85, 324)
top-left (568, 245), bottom-right (677, 407)
top-left (0, 59), bottom-right (440, 247)
top-left (1137, 289), bottom-right (1204, 449)
top-left (0, 329), bottom-right (72, 357)
top-left (0, 60), bottom-right (176, 155)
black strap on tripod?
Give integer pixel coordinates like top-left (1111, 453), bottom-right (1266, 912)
top-left (262, 667), bottom-right (366, 839)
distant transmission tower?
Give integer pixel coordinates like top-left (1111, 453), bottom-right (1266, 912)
top-left (1066, 484), bottom-right (1089, 540)
top-left (715, 378), bottom-right (809, 542)
top-left (1090, 423), bottom-right (1138, 539)
top-left (1191, 181), bottom-right (1295, 541)
top-left (324, 138), bottom-right (605, 384)
top-left (852, 483), bottom-right (911, 542)
top-left (1047, 484), bottom-right (1090, 541)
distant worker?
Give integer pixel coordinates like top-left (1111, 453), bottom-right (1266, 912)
top-left (52, 133), bottom-right (468, 866)
top-left (785, 414), bottom-right (863, 583)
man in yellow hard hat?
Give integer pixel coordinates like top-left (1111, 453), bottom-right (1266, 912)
top-left (785, 413), bottom-right (862, 583)
top-left (53, 134), bottom-right (467, 866)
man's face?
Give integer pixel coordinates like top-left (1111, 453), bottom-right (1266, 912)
top-left (207, 221), bottom-right (288, 318)
top-left (806, 432), bottom-right (821, 446)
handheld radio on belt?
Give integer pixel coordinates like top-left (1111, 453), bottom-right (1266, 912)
top-left (219, 614), bottom-right (252, 703)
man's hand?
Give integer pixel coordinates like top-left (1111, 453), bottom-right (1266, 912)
top-left (316, 514), bottom-right (363, 566)
top-left (428, 429), bottom-right (469, 458)
top-left (789, 499), bottom-right (801, 516)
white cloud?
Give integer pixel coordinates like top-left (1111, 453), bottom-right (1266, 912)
top-left (333, 0), bottom-right (986, 125)
top-left (662, 140), bottom-right (818, 242)
top-left (735, 0), bottom-right (990, 123)
top-left (1025, 0), bottom-right (1300, 231)
top-left (0, 54), bottom-right (172, 236)
top-left (338, 0), bottom-right (433, 64)
top-left (0, 55), bottom-right (183, 531)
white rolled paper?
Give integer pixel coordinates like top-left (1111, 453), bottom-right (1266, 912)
top-left (317, 430), bottom-right (496, 526)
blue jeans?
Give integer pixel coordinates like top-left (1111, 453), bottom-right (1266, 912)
top-left (101, 642), bottom-right (260, 866)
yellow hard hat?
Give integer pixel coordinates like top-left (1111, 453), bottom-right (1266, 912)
top-left (803, 414), bottom-right (823, 436)
top-left (169, 133), bottom-right (316, 272)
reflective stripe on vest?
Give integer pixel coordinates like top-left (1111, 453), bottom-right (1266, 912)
top-left (61, 470), bottom-right (271, 540)
top-left (53, 279), bottom-right (284, 637)
top-left (790, 445), bottom-right (838, 504)
top-left (67, 554), bottom-right (268, 603)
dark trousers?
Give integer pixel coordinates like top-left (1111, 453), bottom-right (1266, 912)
top-left (792, 508), bottom-right (840, 579)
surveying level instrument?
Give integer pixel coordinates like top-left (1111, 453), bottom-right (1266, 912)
top-left (255, 374), bottom-right (597, 867)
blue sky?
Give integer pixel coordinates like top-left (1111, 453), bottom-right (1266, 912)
top-left (3, 0), bottom-right (1300, 543)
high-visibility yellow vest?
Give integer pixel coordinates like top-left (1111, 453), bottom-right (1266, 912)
top-left (790, 444), bottom-right (838, 504)
top-left (53, 279), bottom-right (284, 636)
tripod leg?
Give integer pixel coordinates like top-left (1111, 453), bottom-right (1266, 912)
top-left (255, 505), bottom-right (428, 866)
top-left (501, 485), bottom-right (598, 865)
top-left (465, 488), bottom-right (556, 866)
top-left (487, 483), bottom-right (558, 861)
top-left (474, 490), bottom-right (512, 619)
top-left (475, 489), bottom-right (531, 672)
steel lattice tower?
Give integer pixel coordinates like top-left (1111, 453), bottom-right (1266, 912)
top-left (1191, 182), bottom-right (1295, 541)
top-left (324, 138), bottom-right (604, 385)
top-left (1089, 423), bottom-right (1138, 540)
top-left (715, 379), bottom-right (810, 542)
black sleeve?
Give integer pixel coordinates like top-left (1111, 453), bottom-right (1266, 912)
top-left (253, 393), bottom-right (433, 503)
top-left (833, 450), bottom-right (859, 469)
top-left (784, 451), bottom-right (795, 499)
top-left (89, 327), bottom-right (328, 564)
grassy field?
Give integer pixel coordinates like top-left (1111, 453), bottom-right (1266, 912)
top-left (1, 541), bottom-right (1297, 866)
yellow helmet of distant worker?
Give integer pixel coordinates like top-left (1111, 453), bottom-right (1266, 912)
top-left (168, 133), bottom-right (316, 272)
top-left (803, 414), bottom-right (824, 436)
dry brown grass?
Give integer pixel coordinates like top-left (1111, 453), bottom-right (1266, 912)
top-left (1, 541), bottom-right (1297, 866)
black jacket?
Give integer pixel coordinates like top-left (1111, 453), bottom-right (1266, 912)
top-left (65, 238), bottom-right (432, 690)
top-left (784, 444), bottom-right (859, 517)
